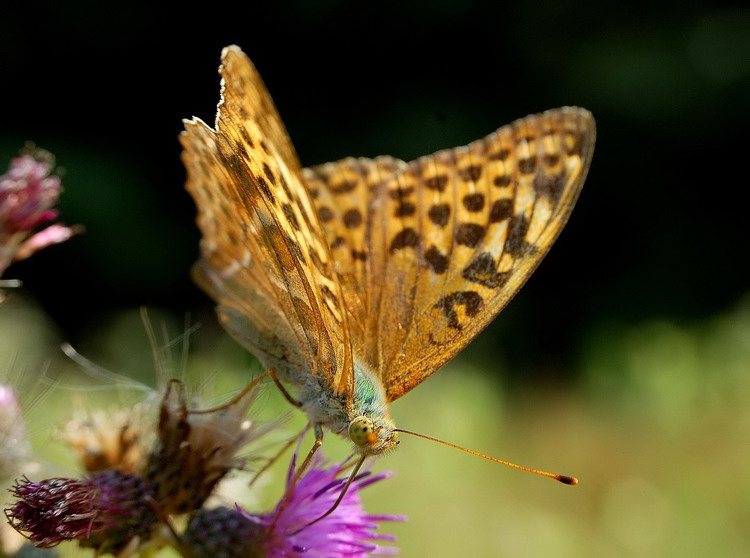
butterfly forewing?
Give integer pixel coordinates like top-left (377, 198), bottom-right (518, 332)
top-left (181, 46), bottom-right (355, 400)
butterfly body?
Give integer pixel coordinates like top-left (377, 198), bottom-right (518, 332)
top-left (182, 46), bottom-right (595, 458)
top-left (295, 358), bottom-right (398, 455)
top-left (206, 293), bottom-right (398, 454)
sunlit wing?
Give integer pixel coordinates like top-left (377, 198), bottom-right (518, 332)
top-left (303, 108), bottom-right (595, 401)
top-left (181, 46), bottom-right (355, 401)
top-left (301, 156), bottom-right (408, 341)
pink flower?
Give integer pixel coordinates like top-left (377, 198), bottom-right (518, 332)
top-left (0, 146), bottom-right (80, 276)
top-left (0, 151), bottom-right (61, 233)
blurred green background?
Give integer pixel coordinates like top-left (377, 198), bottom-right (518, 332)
top-left (2, 1), bottom-right (749, 556)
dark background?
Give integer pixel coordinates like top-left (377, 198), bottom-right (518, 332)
top-left (2, 1), bottom-right (748, 383)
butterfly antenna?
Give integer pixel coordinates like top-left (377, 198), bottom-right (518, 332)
top-left (394, 428), bottom-right (577, 485)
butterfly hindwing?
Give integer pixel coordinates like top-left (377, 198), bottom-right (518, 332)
top-left (301, 156), bottom-right (407, 341)
top-left (302, 108), bottom-right (595, 401)
top-left (382, 108), bottom-right (595, 400)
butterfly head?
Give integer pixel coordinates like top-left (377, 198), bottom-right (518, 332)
top-left (349, 415), bottom-right (400, 455)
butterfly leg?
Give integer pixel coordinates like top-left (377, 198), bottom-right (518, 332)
top-left (266, 370), bottom-right (325, 483)
top-left (187, 371), bottom-right (267, 415)
top-left (266, 424), bottom-right (326, 533)
top-left (290, 423), bottom-right (324, 485)
top-left (268, 369), bottom-right (303, 408)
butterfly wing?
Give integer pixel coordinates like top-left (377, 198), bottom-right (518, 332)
top-left (303, 108), bottom-right (595, 401)
top-left (181, 46), bottom-right (355, 401)
top-left (301, 156), bottom-right (408, 342)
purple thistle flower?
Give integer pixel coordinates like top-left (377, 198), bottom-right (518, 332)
top-left (182, 451), bottom-right (404, 558)
top-left (258, 451), bottom-right (405, 557)
top-left (0, 146), bottom-right (79, 276)
top-left (5, 469), bottom-right (158, 554)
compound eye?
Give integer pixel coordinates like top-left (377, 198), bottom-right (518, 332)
top-left (349, 416), bottom-right (375, 446)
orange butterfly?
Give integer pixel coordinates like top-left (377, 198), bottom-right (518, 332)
top-left (181, 45), bottom-right (594, 482)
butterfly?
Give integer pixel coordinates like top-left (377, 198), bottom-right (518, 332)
top-left (181, 45), bottom-right (595, 472)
